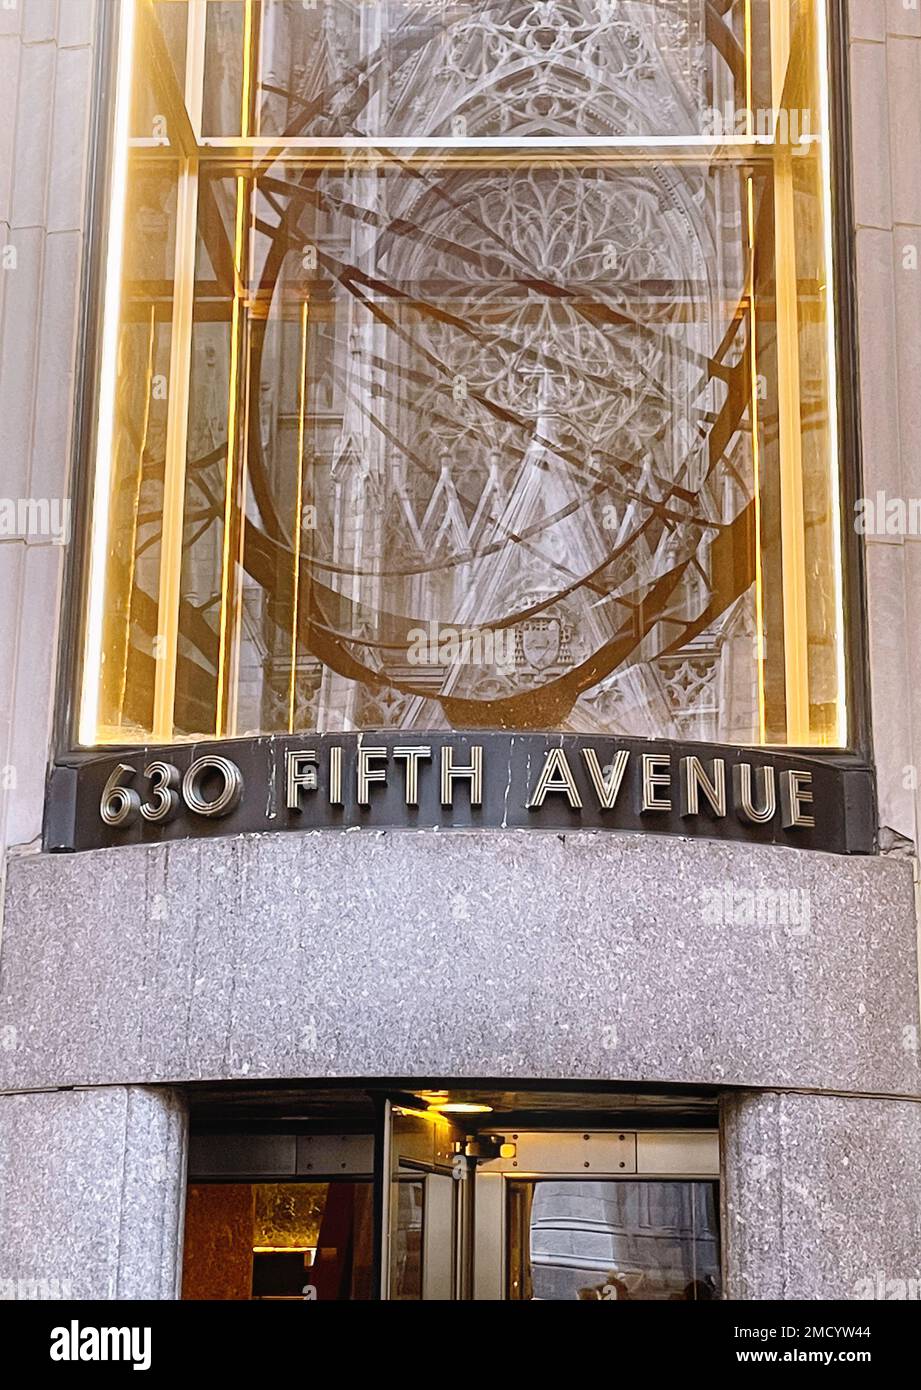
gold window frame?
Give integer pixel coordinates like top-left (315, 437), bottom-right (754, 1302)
top-left (76, 0), bottom-right (849, 750)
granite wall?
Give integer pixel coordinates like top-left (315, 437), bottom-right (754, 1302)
top-left (722, 1091), bottom-right (921, 1299)
top-left (0, 1085), bottom-right (187, 1300)
top-left (0, 829), bottom-right (917, 1097)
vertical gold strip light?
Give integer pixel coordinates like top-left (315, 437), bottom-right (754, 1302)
top-left (152, 0), bottom-right (207, 741)
top-left (289, 298), bottom-right (310, 732)
top-left (770, 1), bottom-right (810, 742)
top-left (216, 0), bottom-right (256, 737)
top-left (79, 0), bottom-right (137, 745)
top-left (747, 176), bottom-right (767, 744)
top-left (816, 0), bottom-right (846, 746)
top-left (744, 0), bottom-right (766, 741)
top-left (744, 0), bottom-right (753, 126)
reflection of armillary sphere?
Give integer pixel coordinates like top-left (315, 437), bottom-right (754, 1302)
top-left (181, 2), bottom-right (758, 733)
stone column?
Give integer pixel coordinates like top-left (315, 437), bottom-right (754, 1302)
top-left (721, 1090), bottom-right (921, 1299)
top-left (0, 1085), bottom-right (188, 1300)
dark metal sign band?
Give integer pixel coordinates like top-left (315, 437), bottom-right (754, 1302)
top-left (46, 735), bottom-right (875, 856)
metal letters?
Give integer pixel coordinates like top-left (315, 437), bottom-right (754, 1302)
top-left (58, 734), bottom-right (869, 855)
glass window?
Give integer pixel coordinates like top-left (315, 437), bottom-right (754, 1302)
top-left (391, 1177), bottom-right (425, 1299)
top-left (182, 1181), bottom-right (374, 1299)
top-left (508, 1178), bottom-right (721, 1300)
top-left (79, 0), bottom-right (845, 748)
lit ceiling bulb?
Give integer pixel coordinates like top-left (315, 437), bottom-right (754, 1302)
top-left (426, 1101), bottom-right (493, 1115)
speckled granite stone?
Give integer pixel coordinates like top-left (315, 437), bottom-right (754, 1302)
top-left (721, 1092), bottom-right (921, 1299)
top-left (0, 1086), bottom-right (187, 1299)
top-left (0, 830), bottom-right (918, 1094)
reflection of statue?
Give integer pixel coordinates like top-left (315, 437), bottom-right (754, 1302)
top-left (577, 1271), bottom-right (630, 1300)
top-left (573, 1270), bottom-right (718, 1301)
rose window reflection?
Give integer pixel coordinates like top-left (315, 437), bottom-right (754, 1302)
top-left (85, 1), bottom-right (843, 748)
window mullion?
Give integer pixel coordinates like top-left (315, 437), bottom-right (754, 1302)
top-left (770, 2), bottom-right (810, 743)
top-left (151, 0), bottom-right (207, 741)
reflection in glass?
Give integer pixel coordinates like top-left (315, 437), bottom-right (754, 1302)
top-left (509, 1179), bottom-right (721, 1301)
top-left (203, 0), bottom-right (742, 142)
top-left (386, 1105), bottom-right (458, 1299)
top-left (81, 1), bottom-right (845, 748)
top-left (182, 1181), bottom-right (374, 1300)
top-left (391, 1179), bottom-right (425, 1300)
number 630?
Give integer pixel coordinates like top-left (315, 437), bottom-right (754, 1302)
top-left (99, 757), bottom-right (243, 827)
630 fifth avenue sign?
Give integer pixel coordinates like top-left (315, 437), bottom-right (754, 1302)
top-left (46, 734), bottom-right (874, 855)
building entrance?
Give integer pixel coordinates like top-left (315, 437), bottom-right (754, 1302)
top-left (182, 1087), bottom-right (721, 1301)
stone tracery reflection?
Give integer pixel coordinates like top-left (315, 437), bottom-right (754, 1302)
top-left (91, 0), bottom-right (843, 749)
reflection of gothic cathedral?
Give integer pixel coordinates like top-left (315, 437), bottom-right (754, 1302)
top-left (177, 2), bottom-right (761, 741)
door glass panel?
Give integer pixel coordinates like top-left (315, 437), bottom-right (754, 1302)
top-left (508, 1179), bottom-right (721, 1300)
top-left (391, 1178), bottom-right (425, 1299)
top-left (182, 1181), bottom-right (374, 1300)
top-left (385, 1105), bottom-right (461, 1299)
